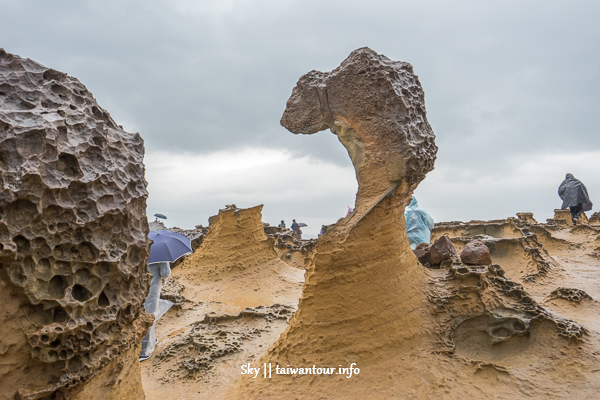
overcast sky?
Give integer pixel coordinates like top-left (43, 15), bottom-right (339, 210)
top-left (2, 0), bottom-right (599, 237)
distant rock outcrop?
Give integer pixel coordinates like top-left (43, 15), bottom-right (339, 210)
top-left (174, 204), bottom-right (304, 309)
top-left (0, 49), bottom-right (151, 400)
top-left (178, 205), bottom-right (280, 278)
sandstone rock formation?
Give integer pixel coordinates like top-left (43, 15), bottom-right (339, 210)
top-left (589, 211), bottom-right (600, 226)
top-left (173, 204), bottom-right (304, 310)
top-left (551, 208), bottom-right (588, 225)
top-left (516, 212), bottom-right (537, 223)
top-left (231, 48), bottom-right (599, 399)
top-left (433, 217), bottom-right (559, 282)
top-left (232, 47), bottom-right (439, 398)
top-left (142, 205), bottom-right (305, 398)
top-left (280, 47), bottom-right (437, 212)
top-left (0, 49), bottom-right (151, 400)
top-left (178, 205), bottom-right (281, 278)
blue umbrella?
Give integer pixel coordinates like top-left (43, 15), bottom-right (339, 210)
top-left (148, 230), bottom-right (192, 264)
top-left (154, 213), bottom-right (167, 219)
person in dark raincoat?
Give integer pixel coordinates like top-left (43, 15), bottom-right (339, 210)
top-left (558, 173), bottom-right (593, 225)
top-left (404, 195), bottom-right (435, 249)
top-left (291, 219), bottom-right (301, 239)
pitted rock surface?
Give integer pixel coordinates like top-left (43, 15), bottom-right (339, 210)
top-left (232, 47), bottom-right (439, 399)
top-left (549, 287), bottom-right (593, 303)
top-left (280, 47), bottom-right (437, 209)
top-left (0, 49), bottom-right (150, 399)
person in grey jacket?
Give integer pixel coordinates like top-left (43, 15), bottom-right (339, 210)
top-left (558, 173), bottom-right (593, 225)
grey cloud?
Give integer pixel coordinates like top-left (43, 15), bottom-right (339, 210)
top-left (2, 0), bottom-right (599, 227)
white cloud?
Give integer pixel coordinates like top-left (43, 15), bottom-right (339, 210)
top-left (145, 148), bottom-right (357, 238)
top-left (416, 150), bottom-right (600, 224)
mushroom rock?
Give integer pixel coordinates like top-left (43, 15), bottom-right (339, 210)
top-left (0, 49), bottom-right (151, 400)
top-left (231, 47), bottom-right (437, 398)
top-left (231, 48), bottom-right (597, 399)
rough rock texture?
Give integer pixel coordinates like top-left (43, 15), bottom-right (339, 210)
top-left (433, 217), bottom-right (559, 282)
top-left (178, 205), bottom-right (280, 279)
top-left (413, 242), bottom-right (432, 265)
top-left (0, 49), bottom-right (151, 399)
top-left (552, 208), bottom-right (588, 225)
top-left (548, 287), bottom-right (593, 303)
top-left (231, 49), bottom-right (599, 399)
top-left (271, 229), bottom-right (315, 270)
top-left (232, 47), bottom-right (439, 398)
top-left (516, 212), bottom-right (537, 223)
top-left (589, 212), bottom-right (600, 226)
top-left (280, 46), bottom-right (436, 211)
top-left (429, 234), bottom-right (459, 265)
top-left (460, 238), bottom-right (492, 265)
top-left (173, 204), bottom-right (304, 309)
top-left (154, 304), bottom-right (296, 380)
top-left (142, 206), bottom-right (305, 399)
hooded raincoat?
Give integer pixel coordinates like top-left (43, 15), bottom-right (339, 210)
top-left (404, 196), bottom-right (435, 250)
top-left (558, 174), bottom-right (593, 211)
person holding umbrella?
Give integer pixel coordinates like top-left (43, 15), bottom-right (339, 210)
top-left (291, 219), bottom-right (307, 240)
top-left (139, 230), bottom-right (192, 361)
top-left (291, 219), bottom-right (300, 239)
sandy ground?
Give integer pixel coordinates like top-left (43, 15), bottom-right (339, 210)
top-left (141, 260), bottom-right (304, 400)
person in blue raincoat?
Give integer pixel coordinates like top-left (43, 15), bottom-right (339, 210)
top-left (404, 195), bottom-right (434, 249)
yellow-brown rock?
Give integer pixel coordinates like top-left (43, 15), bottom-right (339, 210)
top-left (174, 205), bottom-right (304, 311)
top-left (230, 48), bottom-right (599, 400)
top-left (231, 46), bottom-right (438, 399)
top-left (0, 49), bottom-right (151, 399)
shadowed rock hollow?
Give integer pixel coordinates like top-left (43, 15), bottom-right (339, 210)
top-left (0, 49), bottom-right (151, 400)
top-left (230, 48), bottom-right (599, 399)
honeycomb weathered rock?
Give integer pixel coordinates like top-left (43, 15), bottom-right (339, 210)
top-left (0, 49), bottom-right (151, 399)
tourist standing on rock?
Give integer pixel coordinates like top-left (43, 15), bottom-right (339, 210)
top-left (559, 173), bottom-right (593, 225)
top-left (404, 195), bottom-right (434, 250)
top-left (278, 220), bottom-right (286, 228)
top-left (291, 219), bottom-right (301, 239)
